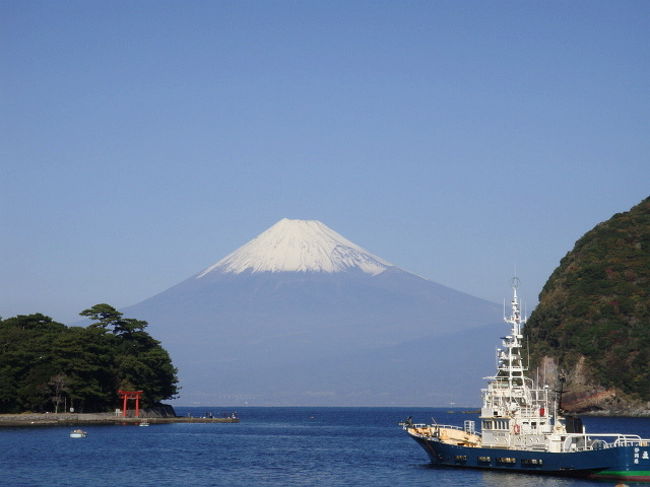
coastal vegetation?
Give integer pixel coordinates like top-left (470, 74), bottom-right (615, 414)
top-left (0, 304), bottom-right (178, 414)
top-left (524, 197), bottom-right (650, 407)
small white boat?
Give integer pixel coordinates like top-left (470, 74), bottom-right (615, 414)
top-left (139, 420), bottom-right (150, 427)
top-left (69, 429), bottom-right (87, 438)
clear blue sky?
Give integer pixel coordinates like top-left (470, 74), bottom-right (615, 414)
top-left (2, 1), bottom-right (648, 324)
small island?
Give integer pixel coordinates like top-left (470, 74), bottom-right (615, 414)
top-left (0, 304), bottom-right (236, 424)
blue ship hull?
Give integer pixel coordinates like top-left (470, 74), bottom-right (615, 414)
top-left (412, 435), bottom-right (650, 481)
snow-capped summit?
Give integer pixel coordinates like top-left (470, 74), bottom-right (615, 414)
top-left (197, 218), bottom-right (392, 277)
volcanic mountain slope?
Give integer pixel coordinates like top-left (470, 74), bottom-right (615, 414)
top-left (125, 218), bottom-right (502, 406)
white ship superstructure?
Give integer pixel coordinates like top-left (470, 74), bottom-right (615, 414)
top-left (401, 277), bottom-right (650, 481)
top-left (479, 278), bottom-right (562, 451)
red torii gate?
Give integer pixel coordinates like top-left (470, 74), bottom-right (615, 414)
top-left (118, 390), bottom-right (143, 418)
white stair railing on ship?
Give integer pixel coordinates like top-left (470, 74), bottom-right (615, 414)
top-left (562, 433), bottom-right (650, 451)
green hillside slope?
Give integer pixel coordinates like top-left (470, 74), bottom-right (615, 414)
top-left (525, 197), bottom-right (650, 413)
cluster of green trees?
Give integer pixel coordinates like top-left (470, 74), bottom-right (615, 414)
top-left (525, 197), bottom-right (650, 400)
top-left (0, 304), bottom-right (178, 413)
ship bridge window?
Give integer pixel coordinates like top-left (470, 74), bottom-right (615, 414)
top-left (483, 419), bottom-right (511, 430)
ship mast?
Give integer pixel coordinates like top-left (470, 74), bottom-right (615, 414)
top-left (482, 277), bottom-right (532, 418)
top-left (502, 277), bottom-right (526, 392)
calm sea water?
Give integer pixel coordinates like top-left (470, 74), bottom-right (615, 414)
top-left (2, 407), bottom-right (649, 487)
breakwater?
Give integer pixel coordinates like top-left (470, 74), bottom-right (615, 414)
top-left (0, 412), bottom-right (239, 426)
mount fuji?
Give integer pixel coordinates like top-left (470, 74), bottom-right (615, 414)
top-left (124, 218), bottom-right (502, 406)
top-left (198, 218), bottom-right (392, 276)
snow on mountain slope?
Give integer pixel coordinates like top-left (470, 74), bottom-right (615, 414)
top-left (197, 218), bottom-right (392, 277)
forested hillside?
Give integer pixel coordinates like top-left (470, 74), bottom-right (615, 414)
top-left (525, 197), bottom-right (650, 412)
top-left (0, 304), bottom-right (178, 413)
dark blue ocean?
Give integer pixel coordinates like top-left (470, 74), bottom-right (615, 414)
top-left (2, 407), bottom-right (649, 486)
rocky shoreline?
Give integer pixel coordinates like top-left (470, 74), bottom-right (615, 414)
top-left (533, 356), bottom-right (650, 417)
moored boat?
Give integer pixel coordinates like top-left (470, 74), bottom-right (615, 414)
top-left (402, 278), bottom-right (650, 482)
top-left (69, 429), bottom-right (87, 438)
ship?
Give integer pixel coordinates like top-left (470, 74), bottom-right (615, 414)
top-left (401, 278), bottom-right (650, 482)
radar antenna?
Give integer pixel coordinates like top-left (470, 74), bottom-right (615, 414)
top-left (511, 276), bottom-right (520, 290)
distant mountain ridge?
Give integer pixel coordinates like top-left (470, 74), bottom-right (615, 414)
top-left (525, 197), bottom-right (650, 415)
top-left (125, 218), bottom-right (502, 406)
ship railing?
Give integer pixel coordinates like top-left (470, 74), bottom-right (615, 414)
top-left (402, 423), bottom-right (463, 431)
top-left (435, 424), bottom-right (470, 432)
top-left (514, 406), bottom-right (539, 416)
top-left (562, 433), bottom-right (650, 451)
top-left (612, 435), bottom-right (650, 447)
top-left (400, 422), bottom-right (428, 432)
top-left (401, 423), bottom-right (482, 438)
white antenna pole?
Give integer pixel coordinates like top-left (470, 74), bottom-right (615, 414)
top-left (523, 299), bottom-right (527, 324)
